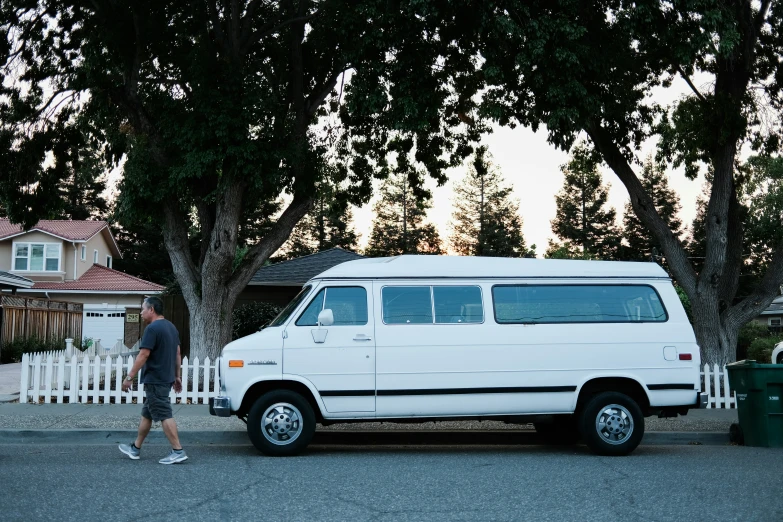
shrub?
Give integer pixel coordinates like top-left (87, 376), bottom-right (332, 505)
top-left (747, 336), bottom-right (783, 363)
top-left (737, 322), bottom-right (770, 360)
top-left (0, 336), bottom-right (67, 364)
top-left (232, 302), bottom-right (282, 340)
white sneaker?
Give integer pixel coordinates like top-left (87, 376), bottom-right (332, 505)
top-left (159, 449), bottom-right (188, 465)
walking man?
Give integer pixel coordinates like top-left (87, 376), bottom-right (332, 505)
top-left (119, 296), bottom-right (187, 464)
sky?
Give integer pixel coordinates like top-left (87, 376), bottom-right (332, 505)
top-left (350, 123), bottom-right (707, 256)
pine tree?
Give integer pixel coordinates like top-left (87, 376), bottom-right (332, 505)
top-left (284, 181), bottom-right (358, 259)
top-left (550, 144), bottom-right (622, 260)
top-left (57, 154), bottom-right (109, 220)
top-left (364, 173), bottom-right (443, 257)
top-left (621, 156), bottom-right (683, 261)
top-left (449, 147), bottom-right (534, 257)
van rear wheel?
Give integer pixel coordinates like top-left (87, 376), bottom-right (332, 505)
top-left (247, 390), bottom-right (316, 456)
top-left (579, 392), bottom-right (644, 456)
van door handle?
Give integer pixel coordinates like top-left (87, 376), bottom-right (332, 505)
top-left (353, 336), bottom-right (372, 341)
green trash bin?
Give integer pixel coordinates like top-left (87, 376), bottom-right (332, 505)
top-left (726, 360), bottom-right (783, 448)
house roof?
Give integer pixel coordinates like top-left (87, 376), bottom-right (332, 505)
top-left (0, 219), bottom-right (122, 258)
top-left (760, 296), bottom-right (783, 315)
top-left (249, 248), bottom-right (365, 286)
top-left (30, 264), bottom-right (164, 293)
top-left (0, 270), bottom-right (34, 289)
top-left (314, 255), bottom-right (670, 280)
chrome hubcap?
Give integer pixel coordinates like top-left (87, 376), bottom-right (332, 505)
top-left (261, 403), bottom-right (303, 445)
top-left (595, 404), bottom-right (634, 445)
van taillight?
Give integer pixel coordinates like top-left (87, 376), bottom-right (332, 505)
top-left (679, 353), bottom-right (692, 361)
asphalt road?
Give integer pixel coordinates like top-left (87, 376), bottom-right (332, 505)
top-left (1, 442), bottom-right (780, 522)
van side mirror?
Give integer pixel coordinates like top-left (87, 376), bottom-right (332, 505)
top-left (318, 309), bottom-right (334, 327)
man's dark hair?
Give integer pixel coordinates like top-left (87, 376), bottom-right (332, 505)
top-left (144, 296), bottom-right (164, 315)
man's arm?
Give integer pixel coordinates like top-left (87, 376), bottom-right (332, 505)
top-left (173, 345), bottom-right (182, 393)
top-left (122, 349), bottom-right (150, 391)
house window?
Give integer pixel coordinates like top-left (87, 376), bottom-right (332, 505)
top-left (770, 318), bottom-right (782, 327)
top-left (13, 243), bottom-right (60, 272)
top-left (106, 255), bottom-right (112, 269)
top-left (93, 250), bottom-right (98, 263)
top-left (80, 245), bottom-right (86, 260)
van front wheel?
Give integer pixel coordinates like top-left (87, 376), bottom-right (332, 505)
top-left (580, 392), bottom-right (644, 456)
top-left (247, 390), bottom-right (316, 456)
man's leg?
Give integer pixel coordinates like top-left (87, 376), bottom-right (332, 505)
top-left (161, 418), bottom-right (182, 450)
top-left (135, 416), bottom-right (152, 449)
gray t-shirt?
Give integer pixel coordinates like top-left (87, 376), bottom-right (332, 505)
top-left (140, 319), bottom-right (180, 385)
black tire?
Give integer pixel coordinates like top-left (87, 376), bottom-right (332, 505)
top-left (247, 390), bottom-right (316, 456)
top-left (534, 416), bottom-right (580, 445)
top-left (579, 392), bottom-right (644, 456)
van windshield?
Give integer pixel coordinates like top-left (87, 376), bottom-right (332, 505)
top-left (267, 285), bottom-right (312, 327)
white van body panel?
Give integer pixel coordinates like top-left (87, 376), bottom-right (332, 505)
top-left (220, 256), bottom-right (702, 421)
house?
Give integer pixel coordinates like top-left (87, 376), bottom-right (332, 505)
top-left (755, 294), bottom-right (783, 331)
top-left (0, 219), bottom-right (163, 346)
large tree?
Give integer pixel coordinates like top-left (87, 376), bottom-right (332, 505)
top-left (449, 146), bottom-right (533, 257)
top-left (550, 144), bottom-right (622, 260)
top-left (364, 171), bottom-right (443, 257)
top-left (0, 2), bottom-right (479, 359)
top-left (468, 0), bottom-right (783, 365)
top-left (621, 156), bottom-right (684, 262)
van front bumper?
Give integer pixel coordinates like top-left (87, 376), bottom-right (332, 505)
top-left (209, 396), bottom-right (232, 417)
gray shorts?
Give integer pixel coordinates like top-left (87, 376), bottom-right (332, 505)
top-left (141, 383), bottom-right (173, 422)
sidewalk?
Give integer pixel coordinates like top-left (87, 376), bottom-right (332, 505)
top-left (0, 363), bottom-right (21, 402)
top-left (0, 403), bottom-right (736, 446)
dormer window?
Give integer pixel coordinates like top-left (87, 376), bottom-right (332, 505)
top-left (106, 255), bottom-right (113, 269)
top-left (14, 242), bottom-right (61, 272)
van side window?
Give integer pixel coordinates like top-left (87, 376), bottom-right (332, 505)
top-left (382, 286), bottom-right (433, 324)
top-left (296, 287), bottom-right (368, 326)
top-left (433, 286), bottom-right (483, 324)
top-left (492, 285), bottom-right (668, 324)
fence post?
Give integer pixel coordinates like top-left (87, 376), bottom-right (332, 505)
top-left (191, 357), bottom-right (200, 405)
top-left (102, 356), bottom-right (111, 404)
top-left (112, 355), bottom-right (122, 404)
top-left (202, 357), bottom-right (211, 404)
top-left (65, 338), bottom-right (74, 358)
top-left (56, 355), bottom-right (65, 404)
top-left (722, 365), bottom-right (733, 408)
top-left (180, 356), bottom-right (189, 404)
top-left (19, 353), bottom-right (29, 404)
top-left (703, 364), bottom-right (711, 409)
top-left (81, 356), bottom-right (90, 403)
top-left (91, 356), bottom-right (101, 404)
top-left (44, 353), bottom-right (54, 404)
top-left (713, 363), bottom-right (721, 408)
top-left (69, 352), bottom-right (79, 403)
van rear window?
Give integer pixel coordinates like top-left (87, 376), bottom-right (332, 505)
top-left (492, 285), bottom-right (667, 324)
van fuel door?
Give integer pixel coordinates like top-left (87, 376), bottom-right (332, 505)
top-left (663, 346), bottom-right (677, 361)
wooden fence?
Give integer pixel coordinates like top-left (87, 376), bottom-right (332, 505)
top-left (19, 351), bottom-right (220, 404)
top-left (701, 363), bottom-right (736, 409)
top-left (0, 294), bottom-right (83, 358)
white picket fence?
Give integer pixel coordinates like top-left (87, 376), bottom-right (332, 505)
top-left (80, 338), bottom-right (131, 358)
top-left (19, 352), bottom-right (220, 405)
top-left (701, 363), bottom-right (736, 409)
top-left (18, 350), bottom-right (737, 409)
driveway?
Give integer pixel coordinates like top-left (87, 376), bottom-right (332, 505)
top-left (0, 362), bottom-right (20, 397)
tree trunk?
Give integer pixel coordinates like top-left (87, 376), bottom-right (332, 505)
top-left (691, 297), bottom-right (739, 367)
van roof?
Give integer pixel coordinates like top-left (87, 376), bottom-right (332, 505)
top-left (312, 255), bottom-right (669, 280)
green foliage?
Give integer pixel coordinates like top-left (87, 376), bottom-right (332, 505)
top-left (232, 302), bottom-right (283, 340)
top-left (0, 336), bottom-right (69, 364)
top-left (675, 286), bottom-right (693, 324)
top-left (364, 172), bottom-right (443, 257)
top-left (449, 147), bottom-right (534, 258)
top-left (737, 322), bottom-right (771, 359)
top-left (747, 336), bottom-right (783, 364)
top-left (550, 144), bottom-right (622, 260)
top-left (544, 241), bottom-right (597, 260)
top-left (621, 156), bottom-right (684, 262)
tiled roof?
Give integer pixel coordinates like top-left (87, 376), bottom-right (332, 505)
top-left (250, 248), bottom-right (365, 285)
top-left (31, 264), bottom-right (164, 292)
top-left (0, 219), bottom-right (108, 241)
top-left (0, 270), bottom-right (34, 288)
top-left (761, 296), bottom-right (783, 315)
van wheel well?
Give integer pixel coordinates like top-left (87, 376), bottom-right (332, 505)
top-left (237, 381), bottom-right (323, 422)
top-left (576, 378), bottom-right (650, 415)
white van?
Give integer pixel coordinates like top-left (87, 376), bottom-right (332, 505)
top-left (210, 255), bottom-right (706, 456)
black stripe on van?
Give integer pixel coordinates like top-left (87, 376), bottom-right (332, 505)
top-left (319, 386), bottom-right (576, 398)
top-left (646, 384), bottom-right (696, 391)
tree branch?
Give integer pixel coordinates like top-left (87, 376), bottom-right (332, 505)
top-left (584, 120), bottom-right (698, 294)
top-left (162, 203), bottom-right (201, 308)
top-left (676, 65), bottom-right (706, 102)
top-left (227, 194), bottom-right (314, 296)
top-left (305, 70), bottom-right (347, 116)
top-left (727, 239), bottom-right (783, 327)
top-left (206, 0), bottom-right (228, 55)
top-left (243, 11), bottom-right (319, 53)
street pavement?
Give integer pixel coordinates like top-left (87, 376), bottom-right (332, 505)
top-left (0, 442), bottom-right (780, 521)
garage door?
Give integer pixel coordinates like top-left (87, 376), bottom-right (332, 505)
top-left (83, 309), bottom-right (126, 347)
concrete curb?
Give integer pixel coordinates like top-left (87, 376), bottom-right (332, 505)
top-left (0, 429), bottom-right (731, 447)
